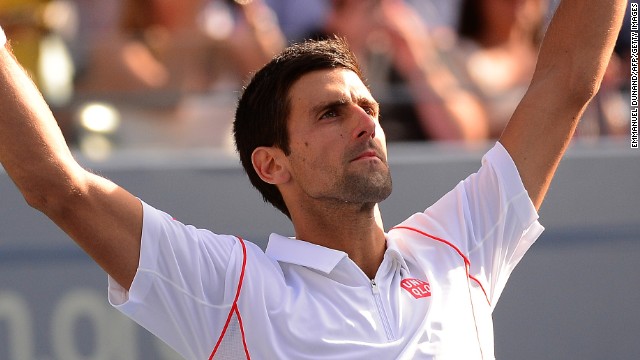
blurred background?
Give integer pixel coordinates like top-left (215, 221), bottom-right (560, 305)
top-left (0, 0), bottom-right (638, 359)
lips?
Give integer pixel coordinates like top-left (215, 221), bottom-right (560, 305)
top-left (353, 150), bottom-right (379, 161)
top-left (349, 145), bottom-right (386, 164)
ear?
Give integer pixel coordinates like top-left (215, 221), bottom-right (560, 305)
top-left (251, 146), bottom-right (291, 185)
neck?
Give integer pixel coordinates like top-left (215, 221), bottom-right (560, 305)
top-left (290, 202), bottom-right (386, 279)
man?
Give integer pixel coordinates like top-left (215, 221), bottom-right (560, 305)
top-left (0, 0), bottom-right (627, 358)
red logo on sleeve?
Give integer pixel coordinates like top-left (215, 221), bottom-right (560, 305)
top-left (401, 278), bottom-right (432, 299)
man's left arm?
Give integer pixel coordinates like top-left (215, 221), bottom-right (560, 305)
top-left (500, 0), bottom-right (627, 210)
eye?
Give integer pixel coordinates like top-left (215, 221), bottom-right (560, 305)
top-left (357, 98), bottom-right (379, 117)
top-left (320, 108), bottom-right (339, 120)
top-left (363, 106), bottom-right (376, 116)
top-left (361, 104), bottom-right (379, 117)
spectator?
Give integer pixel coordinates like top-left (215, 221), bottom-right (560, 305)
top-left (307, 0), bottom-right (488, 142)
top-left (450, 0), bottom-right (627, 138)
top-left (449, 0), bottom-right (549, 139)
top-left (75, 0), bottom-right (285, 98)
top-left (72, 0), bottom-right (286, 150)
top-left (264, 0), bottom-right (329, 42)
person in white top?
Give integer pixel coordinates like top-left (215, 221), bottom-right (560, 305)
top-left (0, 1), bottom-right (627, 359)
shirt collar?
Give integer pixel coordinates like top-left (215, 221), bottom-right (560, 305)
top-left (265, 233), bottom-right (410, 275)
top-left (265, 233), bottom-right (348, 274)
top-left (384, 234), bottom-right (410, 273)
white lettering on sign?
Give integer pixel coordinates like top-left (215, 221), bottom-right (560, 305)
top-left (0, 288), bottom-right (179, 359)
top-left (0, 291), bottom-right (35, 360)
top-left (400, 278), bottom-right (432, 299)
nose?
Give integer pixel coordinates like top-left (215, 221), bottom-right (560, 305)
top-left (352, 106), bottom-right (377, 140)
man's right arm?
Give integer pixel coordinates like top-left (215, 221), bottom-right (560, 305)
top-left (0, 29), bottom-right (142, 290)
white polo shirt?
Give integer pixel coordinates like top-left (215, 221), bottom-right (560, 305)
top-left (108, 142), bottom-right (544, 359)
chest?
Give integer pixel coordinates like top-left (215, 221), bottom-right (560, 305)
top-left (240, 255), bottom-right (493, 359)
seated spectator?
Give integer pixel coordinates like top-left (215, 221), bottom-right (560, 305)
top-left (306, 0), bottom-right (488, 142)
top-left (449, 0), bottom-right (627, 139)
top-left (448, 0), bottom-right (548, 139)
top-left (72, 0), bottom-right (286, 150)
top-left (75, 0), bottom-right (285, 98)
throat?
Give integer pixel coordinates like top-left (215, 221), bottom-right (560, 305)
top-left (292, 206), bottom-right (387, 279)
top-left (288, 197), bottom-right (388, 278)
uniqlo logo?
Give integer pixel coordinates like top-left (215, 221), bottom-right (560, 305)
top-left (401, 278), bottom-right (432, 299)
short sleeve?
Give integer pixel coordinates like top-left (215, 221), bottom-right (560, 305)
top-left (464, 142), bottom-right (545, 306)
top-left (107, 200), bottom-right (247, 359)
top-left (398, 142), bottom-right (544, 308)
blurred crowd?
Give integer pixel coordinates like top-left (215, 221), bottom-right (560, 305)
top-left (0, 0), bottom-right (632, 158)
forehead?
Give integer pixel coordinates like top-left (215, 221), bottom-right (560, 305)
top-left (287, 68), bottom-right (373, 114)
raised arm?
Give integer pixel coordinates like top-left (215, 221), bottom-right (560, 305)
top-left (0, 28), bottom-right (142, 289)
top-left (500, 0), bottom-right (627, 210)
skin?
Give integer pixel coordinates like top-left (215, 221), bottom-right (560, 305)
top-left (0, 0), bottom-right (627, 290)
top-left (499, 0), bottom-right (627, 209)
top-left (252, 69), bottom-right (392, 278)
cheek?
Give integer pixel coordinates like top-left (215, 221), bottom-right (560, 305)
top-left (289, 142), bottom-right (341, 178)
top-left (288, 144), bottom-right (316, 172)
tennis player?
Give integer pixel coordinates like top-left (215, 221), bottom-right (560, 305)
top-left (0, 0), bottom-right (626, 358)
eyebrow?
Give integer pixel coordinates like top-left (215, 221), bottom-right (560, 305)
top-left (309, 98), bottom-right (349, 118)
top-left (360, 97), bottom-right (380, 113)
top-left (309, 96), bottom-right (379, 118)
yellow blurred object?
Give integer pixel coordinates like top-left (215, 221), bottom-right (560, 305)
top-left (0, 0), bottom-right (51, 86)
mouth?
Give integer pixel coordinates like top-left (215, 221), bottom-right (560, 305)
top-left (350, 146), bottom-right (386, 164)
top-left (352, 150), bottom-right (380, 162)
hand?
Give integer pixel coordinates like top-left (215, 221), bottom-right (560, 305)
top-left (226, 0), bottom-right (286, 77)
top-left (377, 0), bottom-right (431, 74)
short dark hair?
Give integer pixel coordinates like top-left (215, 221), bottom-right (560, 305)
top-left (233, 37), bottom-right (364, 218)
